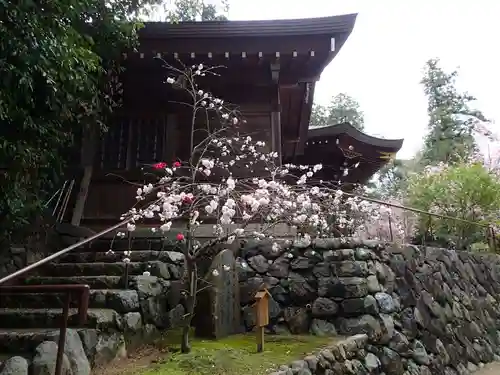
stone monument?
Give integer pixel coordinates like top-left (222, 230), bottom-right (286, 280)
top-left (194, 249), bottom-right (240, 339)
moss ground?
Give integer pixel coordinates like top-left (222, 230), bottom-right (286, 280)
top-left (120, 331), bottom-right (336, 375)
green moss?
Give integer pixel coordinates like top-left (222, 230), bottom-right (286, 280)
top-left (137, 333), bottom-right (335, 375)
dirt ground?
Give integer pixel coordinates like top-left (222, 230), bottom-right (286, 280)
top-left (98, 346), bottom-right (164, 375)
top-left (99, 347), bottom-right (500, 375)
top-left (476, 362), bottom-right (500, 375)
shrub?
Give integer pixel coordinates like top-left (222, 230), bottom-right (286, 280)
top-left (406, 162), bottom-right (500, 249)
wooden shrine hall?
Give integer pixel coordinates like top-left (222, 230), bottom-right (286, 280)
top-left (64, 13), bottom-right (402, 226)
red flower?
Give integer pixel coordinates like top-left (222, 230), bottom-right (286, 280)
top-left (176, 233), bottom-right (185, 241)
top-left (153, 162), bottom-right (167, 169)
top-left (182, 196), bottom-right (193, 204)
top-left (173, 161), bottom-right (181, 168)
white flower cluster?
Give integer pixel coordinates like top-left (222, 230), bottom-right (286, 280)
top-left (211, 264), bottom-right (231, 277)
top-left (120, 129), bottom-right (345, 240)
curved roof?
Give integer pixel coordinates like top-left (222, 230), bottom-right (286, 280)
top-left (286, 122), bottom-right (405, 185)
top-left (140, 14), bottom-right (357, 38)
top-left (307, 122), bottom-right (404, 150)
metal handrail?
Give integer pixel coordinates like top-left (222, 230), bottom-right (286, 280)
top-left (0, 284), bottom-right (90, 375)
top-left (0, 217), bottom-right (132, 285)
top-left (346, 192), bottom-right (491, 228)
top-left (346, 191), bottom-right (497, 250)
top-left (0, 216), bottom-right (133, 375)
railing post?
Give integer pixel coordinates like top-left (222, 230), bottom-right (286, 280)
top-left (488, 226), bottom-right (497, 253)
top-left (124, 231), bottom-right (132, 288)
top-left (493, 227), bottom-right (497, 252)
top-left (388, 213), bottom-right (394, 242)
top-left (55, 292), bottom-right (71, 375)
top-left (0, 287), bottom-right (89, 375)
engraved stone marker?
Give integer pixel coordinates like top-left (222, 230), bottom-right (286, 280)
top-left (195, 249), bottom-right (240, 339)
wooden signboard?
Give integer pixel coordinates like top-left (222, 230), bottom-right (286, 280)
top-left (253, 288), bottom-right (271, 352)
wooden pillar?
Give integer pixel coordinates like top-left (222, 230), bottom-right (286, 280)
top-left (165, 114), bottom-right (178, 162)
top-left (71, 126), bottom-right (98, 226)
top-left (270, 63), bottom-right (282, 165)
top-left (125, 118), bottom-right (135, 170)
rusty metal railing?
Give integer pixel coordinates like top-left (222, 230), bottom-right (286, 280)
top-left (0, 218), bottom-right (133, 286)
top-left (347, 192), bottom-right (497, 251)
top-left (0, 217), bottom-right (134, 375)
top-left (0, 284), bottom-right (90, 375)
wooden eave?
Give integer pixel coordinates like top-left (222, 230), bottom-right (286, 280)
top-left (288, 122), bottom-right (404, 184)
top-left (130, 14), bottom-right (357, 75)
top-left (307, 123), bottom-right (404, 150)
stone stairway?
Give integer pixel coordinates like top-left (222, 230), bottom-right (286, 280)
top-left (0, 235), bottom-right (186, 374)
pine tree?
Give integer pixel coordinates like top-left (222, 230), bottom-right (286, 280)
top-left (420, 58), bottom-right (488, 165)
top-left (151, 0), bottom-right (229, 21)
top-left (310, 93), bottom-right (364, 131)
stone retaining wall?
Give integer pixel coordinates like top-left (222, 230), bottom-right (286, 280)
top-left (268, 334), bottom-right (373, 375)
top-left (236, 238), bottom-right (500, 375)
top-left (5, 230), bottom-right (500, 375)
top-left (0, 222), bottom-right (94, 279)
top-left (0, 245), bottom-right (27, 279)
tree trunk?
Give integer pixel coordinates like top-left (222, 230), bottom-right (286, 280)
top-left (181, 323), bottom-right (191, 353)
top-left (180, 260), bottom-right (196, 354)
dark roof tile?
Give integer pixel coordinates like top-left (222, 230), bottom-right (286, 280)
top-left (140, 14), bottom-right (357, 38)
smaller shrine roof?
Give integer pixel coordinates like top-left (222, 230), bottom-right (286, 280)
top-left (307, 123), bottom-right (404, 150)
top-left (288, 122), bottom-right (404, 185)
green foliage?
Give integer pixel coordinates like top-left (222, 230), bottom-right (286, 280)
top-left (406, 163), bottom-right (500, 249)
top-left (151, 0), bottom-right (230, 22)
top-left (371, 159), bottom-right (411, 199)
top-left (309, 93), bottom-right (364, 131)
top-left (420, 58), bottom-right (489, 165)
top-left (469, 242), bottom-right (491, 253)
top-left (0, 0), bottom-right (159, 241)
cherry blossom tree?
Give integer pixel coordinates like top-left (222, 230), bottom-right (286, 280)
top-left (112, 61), bottom-right (385, 352)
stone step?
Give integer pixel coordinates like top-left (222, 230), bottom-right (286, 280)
top-left (0, 289), bottom-right (140, 314)
top-left (0, 328), bottom-right (63, 353)
top-left (44, 261), bottom-right (177, 279)
top-left (0, 308), bottom-right (121, 330)
top-left (0, 327), bottom-right (125, 369)
top-left (23, 276), bottom-right (128, 289)
top-left (58, 250), bottom-right (185, 265)
top-left (0, 352), bottom-right (32, 369)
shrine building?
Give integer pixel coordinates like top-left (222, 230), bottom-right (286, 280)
top-left (63, 14), bottom-right (404, 228)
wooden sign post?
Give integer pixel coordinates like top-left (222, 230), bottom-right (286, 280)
top-left (253, 289), bottom-right (271, 353)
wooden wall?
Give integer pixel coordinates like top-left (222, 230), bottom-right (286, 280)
top-left (82, 100), bottom-right (274, 222)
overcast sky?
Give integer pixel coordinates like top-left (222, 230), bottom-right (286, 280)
top-left (228, 0), bottom-right (500, 159)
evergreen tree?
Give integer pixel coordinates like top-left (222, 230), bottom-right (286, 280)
top-left (310, 93), bottom-right (364, 131)
top-left (372, 158), bottom-right (419, 199)
top-left (0, 0), bottom-right (162, 241)
top-left (420, 58), bottom-right (488, 165)
top-left (153, 0), bottom-right (229, 21)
